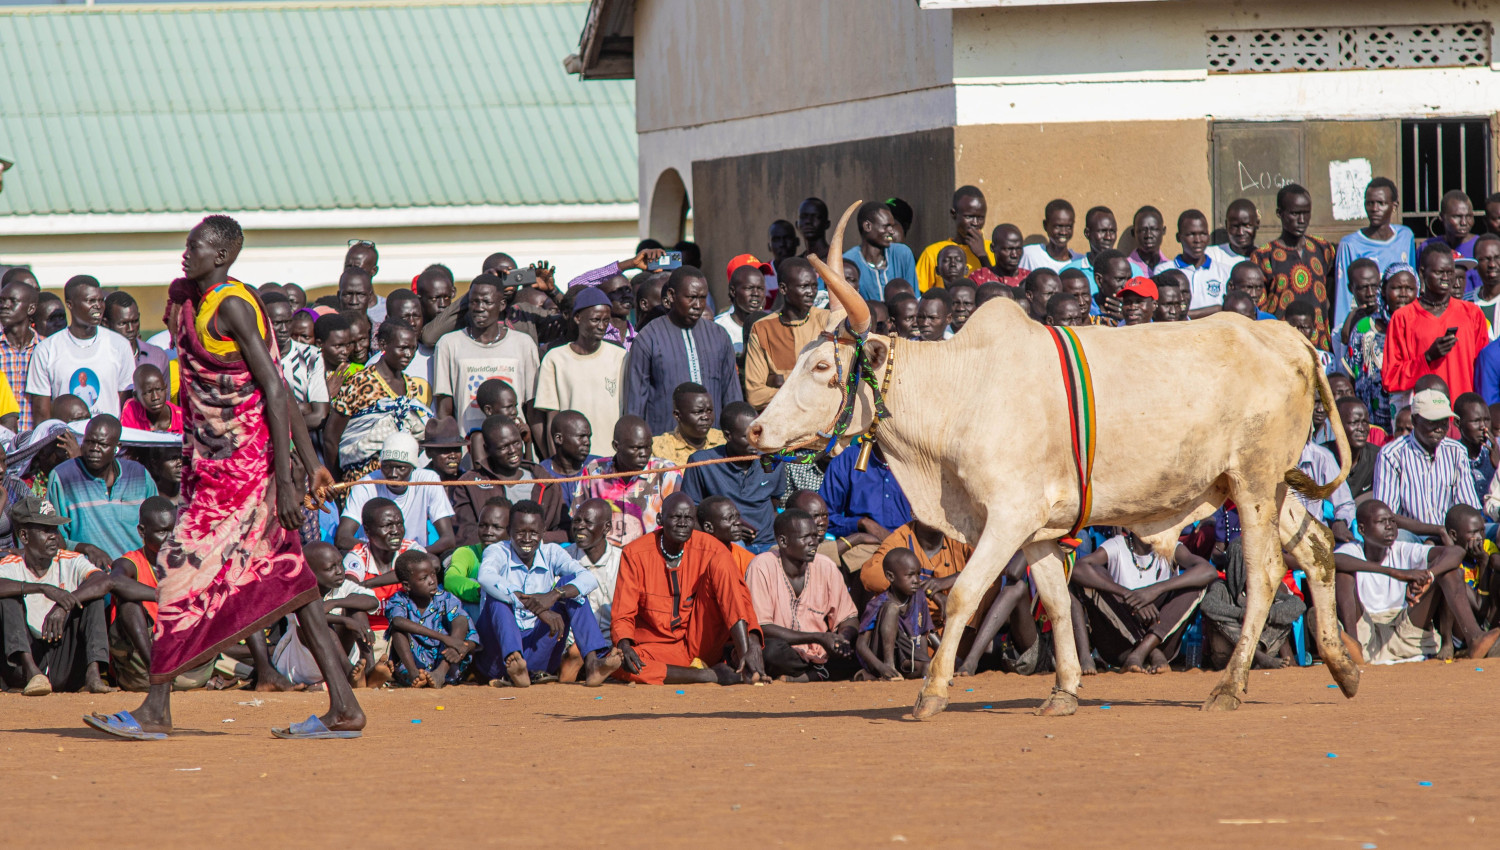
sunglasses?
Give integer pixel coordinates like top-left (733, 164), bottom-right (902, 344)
top-left (347, 239), bottom-right (376, 248)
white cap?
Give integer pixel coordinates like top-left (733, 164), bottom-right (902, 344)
top-left (1411, 387), bottom-right (1454, 421)
top-left (379, 432), bottom-right (421, 465)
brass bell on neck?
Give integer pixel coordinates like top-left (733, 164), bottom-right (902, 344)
top-left (854, 438), bottom-right (875, 472)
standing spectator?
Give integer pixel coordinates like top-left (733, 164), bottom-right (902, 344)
top-left (744, 509), bottom-right (859, 681)
top-left (917, 290), bottom-right (953, 340)
top-left (651, 382), bottom-right (724, 465)
top-left (916, 186), bottom-right (992, 292)
top-left (433, 274), bottom-right (538, 435)
top-left (1335, 177), bottom-right (1417, 332)
top-left (120, 365), bottom-right (182, 434)
top-left (683, 402), bottom-right (784, 553)
top-left (947, 281), bottom-right (978, 333)
top-left (1373, 388), bottom-right (1481, 542)
top-left (1227, 261), bottom-right (1276, 319)
top-left (48, 415), bottom-right (156, 559)
top-left (25, 275), bottom-right (134, 420)
top-left (1468, 234), bottom-right (1500, 339)
top-left (338, 266), bottom-right (383, 333)
top-left (1063, 206), bottom-right (1118, 282)
top-left (1420, 190), bottom-right (1482, 296)
top-left (1090, 249), bottom-right (1131, 324)
top-left (1452, 392), bottom-right (1496, 497)
top-left (797, 197), bottom-right (831, 261)
top-left (1045, 293), bottom-right (1084, 327)
top-left (843, 201), bottom-right (917, 301)
top-left (1383, 244), bottom-right (1489, 400)
top-left (313, 313), bottom-right (354, 407)
top-left (1021, 269), bottom-right (1061, 323)
top-left (715, 257), bottom-right (770, 357)
top-left (1018, 199), bottom-right (1082, 274)
top-left (1206, 198), bottom-right (1261, 268)
top-left (744, 258), bottom-right (829, 410)
top-left (0, 281), bottom-right (39, 430)
top-left (624, 266), bottom-right (741, 435)
top-left (819, 442), bottom-right (911, 576)
top-left (325, 322), bottom-right (431, 483)
top-left (534, 287), bottom-right (626, 459)
top-left (887, 292), bottom-right (921, 340)
top-left (1152, 273), bottom-right (1189, 323)
top-left (1166, 210), bottom-right (1230, 318)
top-left (103, 291), bottom-right (170, 378)
top-left (263, 293), bottom-right (328, 430)
top-left (414, 263), bottom-right (455, 342)
top-left (981, 223), bottom-right (1026, 288)
top-left (385, 288), bottom-right (433, 386)
top-left (1126, 206), bottom-right (1170, 275)
top-left (574, 416), bottom-right (683, 547)
top-left (1336, 259), bottom-right (1383, 352)
top-left (1348, 264), bottom-right (1417, 429)
top-left (32, 293), bottom-right (67, 339)
top-left (1252, 184), bottom-right (1337, 349)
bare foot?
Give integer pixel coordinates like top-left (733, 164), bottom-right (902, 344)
top-left (365, 659), bottom-right (394, 689)
top-left (1146, 648), bottom-right (1170, 674)
top-left (710, 662), bottom-right (741, 685)
top-left (254, 669), bottom-right (306, 692)
top-left (84, 668), bottom-right (118, 694)
top-left (411, 669), bottom-right (434, 689)
top-left (350, 657), bottom-right (368, 689)
top-left (583, 648), bottom-right (623, 687)
top-left (316, 704), bottom-right (366, 734)
top-left (505, 652), bottom-right (530, 688)
top-left (1437, 643), bottom-right (1456, 662)
top-left (1469, 629), bottom-right (1500, 659)
top-left (559, 645), bottom-right (584, 684)
top-left (955, 658), bottom-right (979, 678)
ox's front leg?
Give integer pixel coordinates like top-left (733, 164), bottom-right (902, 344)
top-left (913, 528), bottom-right (1023, 721)
top-left (1026, 541), bottom-right (1081, 716)
top-left (1204, 492), bottom-right (1281, 711)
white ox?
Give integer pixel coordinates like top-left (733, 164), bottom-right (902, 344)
top-left (749, 203), bottom-right (1359, 717)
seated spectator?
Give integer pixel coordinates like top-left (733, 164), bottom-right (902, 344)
top-left (820, 442), bottom-right (912, 576)
top-left (887, 292), bottom-right (920, 340)
top-left (917, 289), bottom-right (952, 341)
top-left (1349, 264), bottom-right (1417, 429)
top-left (916, 186), bottom-right (992, 291)
top-left (843, 201), bottom-right (918, 301)
top-left (325, 322), bottom-right (431, 484)
top-left (539, 410), bottom-right (596, 520)
top-left (1199, 539), bottom-right (1306, 669)
top-left (1326, 397), bottom-right (1379, 498)
top-left (466, 377), bottom-right (526, 462)
top-left (862, 520), bottom-right (996, 635)
top-left (697, 495), bottom-right (755, 575)
top-left (1373, 388), bottom-right (1480, 542)
top-left (0, 496), bottom-right (114, 695)
top-left (855, 548), bottom-right (933, 681)
top-left (1089, 249), bottom-right (1131, 324)
top-left (1337, 258), bottom-right (1383, 352)
top-left (1297, 437), bottom-right (1356, 541)
top-left (745, 258), bottom-right (828, 409)
top-left (120, 365), bottom-right (182, 434)
top-left (1151, 271), bottom-right (1188, 322)
top-left (1057, 268), bottom-right (1092, 319)
top-left (652, 382), bottom-right (724, 465)
top-left (567, 497), bottom-right (622, 643)
top-left (1334, 499), bottom-right (1499, 663)
top-left (1021, 269), bottom-right (1061, 322)
top-left (954, 551), bottom-right (1050, 677)
top-left (684, 402), bottom-right (784, 553)
top-left (1222, 290), bottom-right (1259, 321)
top-left (445, 496), bottom-right (510, 623)
top-left (1453, 392), bottom-right (1496, 496)
top-left (1118, 277), bottom-right (1158, 326)
top-left (947, 280), bottom-right (978, 333)
top-left (48, 414), bottom-right (157, 559)
top-left (270, 541), bottom-right (378, 689)
top-left (783, 488), bottom-right (840, 564)
top-left (1284, 299), bottom-right (1333, 372)
top-left (475, 500), bottom-right (619, 687)
top-left (610, 492), bottom-right (765, 685)
top-left (575, 416), bottom-right (683, 547)
top-left (534, 287), bottom-right (626, 459)
top-left (107, 497), bottom-right (213, 691)
top-left (343, 497), bottom-right (426, 626)
top-left (1443, 504), bottom-right (1498, 645)
top-left (385, 550), bottom-right (477, 688)
top-left (1045, 292), bottom-right (1084, 327)
top-left (745, 509), bottom-right (859, 682)
top-left (1072, 530), bottom-right (1215, 672)
top-left (417, 416), bottom-right (471, 536)
top-left (338, 433), bottom-right (456, 559)
top-left (103, 290), bottom-right (169, 378)
top-left (883, 279), bottom-right (915, 302)
top-left (715, 257), bottom-right (770, 356)
top-left (624, 266), bottom-right (742, 435)
top-left (1384, 243), bottom-right (1489, 399)
top-left (454, 415), bottom-right (564, 543)
top-left (26, 275), bottom-right (134, 420)
top-left (50, 394), bottom-right (90, 424)
top-left (142, 447), bottom-right (184, 507)
top-left (264, 293), bottom-right (328, 430)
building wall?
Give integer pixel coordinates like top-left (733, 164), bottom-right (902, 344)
top-left (691, 129), bottom-right (956, 304)
top-left (0, 219), bottom-right (638, 334)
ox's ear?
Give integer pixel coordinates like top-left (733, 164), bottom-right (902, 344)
top-left (864, 336), bottom-right (889, 373)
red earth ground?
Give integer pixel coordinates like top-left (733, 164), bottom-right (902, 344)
top-left (3, 660), bottom-right (1495, 849)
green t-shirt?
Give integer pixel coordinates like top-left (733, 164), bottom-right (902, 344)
top-left (444, 544), bottom-right (485, 604)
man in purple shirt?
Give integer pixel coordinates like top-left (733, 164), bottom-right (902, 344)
top-left (623, 266), bottom-right (742, 435)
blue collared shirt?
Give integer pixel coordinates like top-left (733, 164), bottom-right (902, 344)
top-left (819, 447), bottom-right (912, 538)
top-left (683, 445), bottom-right (786, 547)
top-left (476, 540), bottom-right (600, 631)
top-left (47, 457), bottom-right (157, 559)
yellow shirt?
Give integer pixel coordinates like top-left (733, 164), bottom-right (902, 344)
top-left (915, 240), bottom-right (995, 292)
top-left (651, 428), bottom-right (725, 466)
top-left (194, 280), bottom-right (267, 359)
top-left (0, 368), bottom-right (20, 421)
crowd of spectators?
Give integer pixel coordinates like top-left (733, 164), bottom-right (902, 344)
top-left (2, 178), bottom-right (1499, 696)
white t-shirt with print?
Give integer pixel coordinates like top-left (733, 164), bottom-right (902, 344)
top-left (341, 469), bottom-right (455, 546)
top-left (25, 328), bottom-right (135, 417)
top-left (0, 551), bottom-right (100, 635)
top-left (1099, 535), bottom-right (1173, 591)
top-left (1335, 540), bottom-right (1429, 613)
top-left (432, 328), bottom-right (539, 434)
top-left (533, 342), bottom-right (627, 457)
top-left (1018, 243), bottom-right (1083, 274)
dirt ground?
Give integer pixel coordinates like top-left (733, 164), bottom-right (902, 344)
top-left (3, 661), bottom-right (1496, 849)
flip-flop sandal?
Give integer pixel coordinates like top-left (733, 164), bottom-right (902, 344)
top-left (22, 673), bottom-right (51, 697)
top-left (82, 711), bottom-right (168, 741)
top-left (529, 671), bottom-right (560, 685)
top-left (270, 714), bottom-right (361, 740)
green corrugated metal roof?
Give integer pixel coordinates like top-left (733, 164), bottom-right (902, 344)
top-left (0, 1), bottom-right (635, 217)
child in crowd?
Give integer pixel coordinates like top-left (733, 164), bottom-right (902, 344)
top-left (1443, 504), bottom-right (1498, 648)
top-left (120, 364), bottom-right (183, 434)
top-left (469, 378), bottom-right (525, 460)
top-left (445, 496), bottom-right (510, 623)
top-left (344, 497), bottom-right (426, 659)
top-left (272, 542), bottom-right (379, 688)
top-left (108, 497), bottom-right (212, 690)
top-left (384, 550), bottom-right (479, 688)
top-left (855, 549), bottom-right (934, 681)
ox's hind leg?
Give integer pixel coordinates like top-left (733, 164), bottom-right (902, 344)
top-left (1280, 497), bottom-right (1359, 698)
top-left (913, 525), bottom-right (1027, 721)
top-left (1204, 487), bottom-right (1283, 712)
top-left (1026, 541), bottom-right (1082, 716)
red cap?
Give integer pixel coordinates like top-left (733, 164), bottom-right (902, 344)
top-left (726, 253), bottom-right (774, 285)
top-left (1118, 276), bottom-right (1158, 300)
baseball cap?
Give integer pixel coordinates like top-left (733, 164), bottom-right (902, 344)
top-left (380, 432), bottom-right (421, 465)
top-left (572, 286), bottom-right (611, 315)
top-left (1118, 277), bottom-right (1159, 300)
top-left (10, 495), bottom-right (70, 528)
top-left (726, 254), bottom-right (773, 285)
top-left (1411, 388), bottom-right (1454, 421)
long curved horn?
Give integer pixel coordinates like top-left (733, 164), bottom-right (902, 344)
top-left (808, 200), bottom-right (870, 335)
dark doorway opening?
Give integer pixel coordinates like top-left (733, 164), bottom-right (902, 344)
top-left (1401, 119), bottom-right (1492, 238)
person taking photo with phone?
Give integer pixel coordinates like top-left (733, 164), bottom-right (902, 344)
top-left (1384, 242), bottom-right (1490, 400)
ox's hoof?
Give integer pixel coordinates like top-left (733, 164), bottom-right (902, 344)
top-left (1036, 690), bottom-right (1077, 717)
top-left (912, 692), bottom-right (948, 721)
top-left (1201, 687), bottom-right (1242, 712)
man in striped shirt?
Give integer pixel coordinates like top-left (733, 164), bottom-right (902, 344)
top-left (1374, 388), bottom-right (1481, 543)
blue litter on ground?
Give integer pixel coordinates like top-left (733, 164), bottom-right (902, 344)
top-left (411, 719), bottom-right (421, 724)
top-left (1326, 753), bottom-right (1337, 758)
top-left (965, 688), bottom-right (974, 692)
top-left (1418, 781), bottom-right (1432, 787)
top-left (983, 705), bottom-right (993, 709)
top-left (675, 690), bottom-right (685, 695)
top-left (1327, 684), bottom-right (1338, 688)
top-left (595, 696), bottom-right (603, 700)
top-left (1477, 668), bottom-right (1485, 672)
top-left (1362, 844), bottom-right (1377, 849)
top-left (1101, 705), bottom-right (1112, 710)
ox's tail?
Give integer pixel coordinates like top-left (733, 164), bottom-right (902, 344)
top-left (1285, 343), bottom-right (1351, 502)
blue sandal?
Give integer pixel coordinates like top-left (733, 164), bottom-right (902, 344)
top-left (82, 711), bottom-right (168, 741)
top-left (270, 714), bottom-right (361, 740)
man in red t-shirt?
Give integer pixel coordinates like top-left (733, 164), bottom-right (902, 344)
top-left (1384, 244), bottom-right (1490, 400)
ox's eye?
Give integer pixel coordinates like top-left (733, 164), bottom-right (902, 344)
top-left (813, 360), bottom-right (832, 372)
